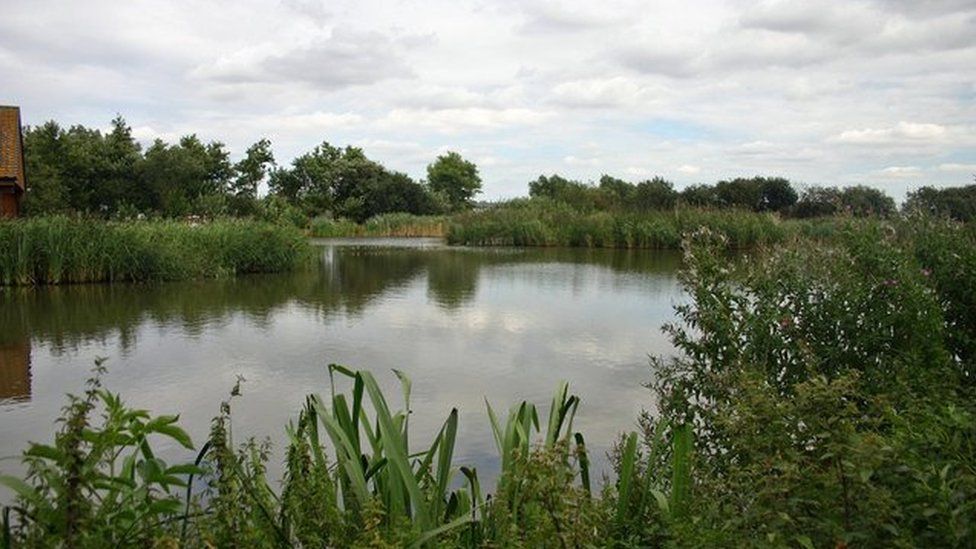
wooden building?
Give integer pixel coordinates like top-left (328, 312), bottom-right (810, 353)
top-left (0, 106), bottom-right (27, 218)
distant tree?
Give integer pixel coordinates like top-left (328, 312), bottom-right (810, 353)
top-left (269, 142), bottom-right (438, 222)
top-left (101, 116), bottom-right (143, 213)
top-left (426, 152), bottom-right (482, 210)
top-left (758, 177), bottom-right (798, 212)
top-left (715, 178), bottom-right (763, 210)
top-left (268, 142), bottom-right (346, 215)
top-left (904, 184), bottom-right (976, 222)
top-left (714, 176), bottom-right (796, 213)
top-left (679, 184), bottom-right (718, 208)
top-left (137, 135), bottom-right (233, 217)
top-left (633, 177), bottom-right (677, 210)
top-left (792, 186), bottom-right (841, 218)
top-left (528, 174), bottom-right (599, 210)
top-left (22, 121), bottom-right (71, 215)
top-left (839, 185), bottom-right (895, 217)
top-left (598, 175), bottom-right (635, 207)
top-left (231, 139), bottom-right (274, 200)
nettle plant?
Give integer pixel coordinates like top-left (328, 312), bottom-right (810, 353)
top-left (0, 359), bottom-right (202, 547)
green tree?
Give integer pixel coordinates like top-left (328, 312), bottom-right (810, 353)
top-left (229, 139), bottom-right (274, 215)
top-left (839, 185), bottom-right (895, 217)
top-left (22, 121), bottom-right (71, 215)
top-left (904, 184), bottom-right (976, 222)
top-left (791, 186), bottom-right (841, 218)
top-left (679, 184), bottom-right (717, 208)
top-left (633, 177), bottom-right (677, 210)
top-left (426, 152), bottom-right (482, 210)
top-left (137, 135), bottom-right (233, 217)
top-left (598, 175), bottom-right (635, 208)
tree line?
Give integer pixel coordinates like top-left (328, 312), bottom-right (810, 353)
top-left (21, 117), bottom-right (482, 222)
top-left (18, 116), bottom-right (975, 223)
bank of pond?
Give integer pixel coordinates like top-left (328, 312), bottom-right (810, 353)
top-left (1, 217), bottom-right (974, 547)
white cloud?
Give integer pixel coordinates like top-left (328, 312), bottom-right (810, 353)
top-left (938, 163), bottom-right (976, 172)
top-left (378, 107), bottom-right (552, 133)
top-left (563, 155), bottom-right (601, 166)
top-left (830, 122), bottom-right (951, 145)
top-left (677, 164), bottom-right (701, 174)
top-left (879, 166), bottom-right (922, 178)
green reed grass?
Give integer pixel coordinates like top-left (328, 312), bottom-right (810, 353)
top-left (310, 213), bottom-right (446, 238)
top-left (446, 202), bottom-right (838, 249)
top-left (0, 217), bottom-right (311, 286)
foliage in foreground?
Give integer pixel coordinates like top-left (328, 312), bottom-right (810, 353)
top-left (0, 216), bottom-right (310, 285)
top-left (2, 218), bottom-right (975, 547)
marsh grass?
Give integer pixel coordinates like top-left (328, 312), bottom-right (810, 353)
top-left (0, 217), bottom-right (311, 286)
top-left (444, 202), bottom-right (812, 248)
top-left (310, 213), bottom-right (446, 238)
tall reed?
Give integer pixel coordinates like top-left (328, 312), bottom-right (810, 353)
top-left (0, 217), bottom-right (311, 286)
top-left (310, 213), bottom-right (446, 238)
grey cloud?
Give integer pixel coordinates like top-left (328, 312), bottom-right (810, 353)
top-left (196, 28), bottom-right (414, 89)
top-left (740, 0), bottom-right (976, 55)
top-left (616, 47), bottom-right (701, 78)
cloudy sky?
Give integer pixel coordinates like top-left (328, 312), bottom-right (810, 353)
top-left (2, 0), bottom-right (974, 199)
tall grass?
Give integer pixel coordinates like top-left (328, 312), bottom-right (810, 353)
top-left (446, 201), bottom-right (839, 249)
top-left (0, 217), bottom-right (311, 285)
top-left (310, 213), bottom-right (446, 238)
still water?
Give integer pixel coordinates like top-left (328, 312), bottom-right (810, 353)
top-left (0, 238), bottom-right (684, 485)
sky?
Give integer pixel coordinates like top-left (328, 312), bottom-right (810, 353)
top-left (1, 0), bottom-right (974, 200)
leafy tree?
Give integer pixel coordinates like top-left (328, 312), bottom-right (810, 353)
top-left (839, 185), bottom-right (895, 217)
top-left (679, 184), bottom-right (718, 208)
top-left (633, 177), bottom-right (677, 210)
top-left (137, 136), bottom-right (232, 217)
top-left (22, 121), bottom-right (71, 215)
top-left (904, 184), bottom-right (976, 222)
top-left (598, 175), bottom-right (635, 207)
top-left (528, 174), bottom-right (598, 211)
top-left (758, 177), bottom-right (798, 212)
top-left (268, 142), bottom-right (438, 222)
top-left (792, 186), bottom-right (841, 218)
top-left (426, 152), bottom-right (482, 210)
top-left (714, 177), bottom-right (796, 213)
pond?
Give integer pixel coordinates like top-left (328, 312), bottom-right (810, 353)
top-left (0, 238), bottom-right (685, 486)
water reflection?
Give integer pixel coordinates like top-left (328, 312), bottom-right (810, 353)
top-left (0, 341), bottom-right (30, 402)
top-left (0, 239), bottom-right (683, 485)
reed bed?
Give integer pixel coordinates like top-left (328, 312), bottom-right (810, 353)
top-left (310, 213), bottom-right (446, 238)
top-left (0, 217), bottom-right (311, 285)
top-left (445, 202), bottom-right (838, 249)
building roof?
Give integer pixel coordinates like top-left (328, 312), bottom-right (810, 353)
top-left (0, 106), bottom-right (26, 191)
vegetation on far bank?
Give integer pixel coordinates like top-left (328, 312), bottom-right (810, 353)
top-left (0, 217), bottom-right (310, 286)
top-left (19, 116), bottom-right (976, 236)
top-left (2, 217), bottom-right (974, 547)
top-left (309, 212), bottom-right (447, 238)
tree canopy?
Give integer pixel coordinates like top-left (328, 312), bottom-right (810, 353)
top-left (426, 152), bottom-right (482, 210)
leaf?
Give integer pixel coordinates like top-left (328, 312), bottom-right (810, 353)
top-left (24, 444), bottom-right (62, 462)
top-left (0, 475), bottom-right (45, 508)
top-left (151, 424), bottom-right (194, 449)
top-left (165, 464), bottom-right (207, 476)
